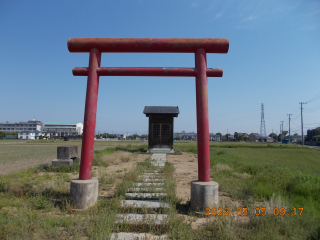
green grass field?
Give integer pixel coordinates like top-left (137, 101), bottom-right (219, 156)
top-left (0, 140), bottom-right (319, 239)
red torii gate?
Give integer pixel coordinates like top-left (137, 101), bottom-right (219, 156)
top-left (68, 38), bottom-right (229, 182)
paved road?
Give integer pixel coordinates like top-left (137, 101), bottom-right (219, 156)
top-left (305, 145), bottom-right (320, 151)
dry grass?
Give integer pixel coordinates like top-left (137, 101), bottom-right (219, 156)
top-left (101, 151), bottom-right (133, 165)
top-left (232, 172), bottom-right (252, 179)
top-left (212, 163), bottom-right (233, 172)
top-left (263, 193), bottom-right (288, 215)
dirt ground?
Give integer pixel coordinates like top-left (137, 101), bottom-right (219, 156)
top-left (97, 153), bottom-right (149, 198)
top-left (166, 153), bottom-right (250, 229)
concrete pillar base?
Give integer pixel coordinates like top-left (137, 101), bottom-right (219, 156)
top-left (70, 178), bottom-right (99, 209)
top-left (190, 180), bottom-right (219, 212)
top-left (52, 159), bottom-right (73, 167)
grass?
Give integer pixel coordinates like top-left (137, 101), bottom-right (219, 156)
top-left (0, 140), bottom-right (319, 239)
top-left (0, 146), bottom-right (127, 239)
top-left (189, 143), bottom-right (320, 239)
top-left (0, 145), bottom-right (57, 164)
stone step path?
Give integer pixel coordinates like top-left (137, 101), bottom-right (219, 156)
top-left (120, 200), bottom-right (169, 209)
top-left (110, 154), bottom-right (169, 240)
top-left (127, 187), bottom-right (165, 193)
top-left (133, 183), bottom-right (164, 187)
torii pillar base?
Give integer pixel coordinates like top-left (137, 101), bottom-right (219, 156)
top-left (190, 180), bottom-right (219, 212)
top-left (70, 178), bottom-right (99, 209)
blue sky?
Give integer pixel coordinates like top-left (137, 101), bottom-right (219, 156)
top-left (1, 0), bottom-right (320, 136)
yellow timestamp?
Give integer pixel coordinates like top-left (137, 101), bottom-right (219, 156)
top-left (205, 207), bottom-right (304, 216)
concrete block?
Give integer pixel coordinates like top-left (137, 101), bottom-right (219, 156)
top-left (70, 178), bottom-right (99, 209)
top-left (52, 159), bottom-right (73, 167)
top-left (120, 200), bottom-right (169, 209)
top-left (125, 193), bottom-right (167, 200)
top-left (57, 146), bottom-right (78, 159)
top-left (190, 180), bottom-right (219, 212)
top-left (115, 214), bottom-right (169, 225)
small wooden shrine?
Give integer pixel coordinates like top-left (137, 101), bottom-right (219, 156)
top-left (143, 106), bottom-right (179, 153)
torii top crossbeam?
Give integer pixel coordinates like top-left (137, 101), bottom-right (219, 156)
top-left (67, 38), bottom-right (229, 53)
top-left (68, 38), bottom-right (229, 182)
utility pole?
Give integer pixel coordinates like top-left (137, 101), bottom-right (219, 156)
top-left (281, 121), bottom-right (284, 143)
top-left (287, 114), bottom-right (292, 143)
top-left (279, 124), bottom-right (282, 142)
top-left (300, 102), bottom-right (307, 147)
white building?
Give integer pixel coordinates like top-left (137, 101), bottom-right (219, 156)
top-left (209, 134), bottom-right (221, 141)
top-left (18, 131), bottom-right (43, 140)
top-left (43, 122), bottom-right (83, 136)
top-left (0, 119), bottom-right (42, 133)
top-left (117, 134), bottom-right (127, 140)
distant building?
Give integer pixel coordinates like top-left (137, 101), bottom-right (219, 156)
top-left (306, 128), bottom-right (320, 141)
top-left (209, 133), bottom-right (221, 141)
top-left (43, 122), bottom-right (83, 136)
top-left (237, 133), bottom-right (249, 138)
top-left (18, 131), bottom-right (43, 140)
top-left (228, 135), bottom-right (235, 141)
top-left (174, 131), bottom-right (197, 140)
top-left (283, 135), bottom-right (305, 143)
top-left (249, 133), bottom-right (261, 142)
top-left (221, 135), bottom-right (227, 141)
top-left (117, 134), bottom-right (127, 140)
top-left (0, 119), bottom-right (42, 133)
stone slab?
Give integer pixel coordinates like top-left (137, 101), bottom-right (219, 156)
top-left (133, 183), bottom-right (164, 187)
top-left (148, 148), bottom-right (173, 154)
top-left (52, 159), bottom-right (73, 167)
top-left (57, 146), bottom-right (78, 159)
top-left (141, 178), bottom-right (165, 183)
top-left (125, 193), bottom-right (167, 200)
top-left (151, 154), bottom-right (166, 160)
top-left (151, 163), bottom-right (165, 167)
top-left (120, 200), bottom-right (169, 209)
top-left (143, 173), bottom-right (163, 175)
top-left (127, 188), bottom-right (165, 193)
top-left (144, 170), bottom-right (160, 173)
top-left (110, 232), bottom-right (169, 240)
top-left (115, 214), bottom-right (169, 225)
top-left (140, 174), bottom-right (165, 179)
top-left (151, 161), bottom-right (166, 164)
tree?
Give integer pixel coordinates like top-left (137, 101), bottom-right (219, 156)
top-left (0, 131), bottom-right (5, 139)
top-left (294, 133), bottom-right (298, 136)
top-left (234, 132), bottom-right (238, 140)
top-left (216, 132), bottom-right (222, 136)
top-left (269, 133), bottom-right (277, 141)
top-left (282, 131), bottom-right (288, 136)
top-left (226, 133), bottom-right (230, 140)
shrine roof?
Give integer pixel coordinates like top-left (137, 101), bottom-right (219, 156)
top-left (143, 106), bottom-right (180, 115)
